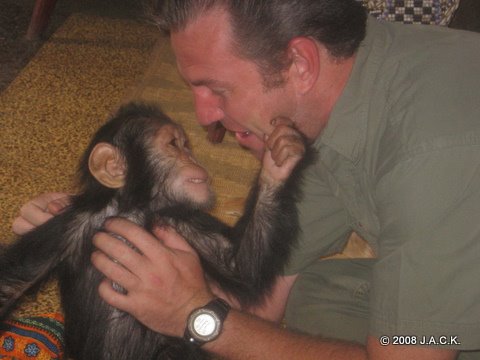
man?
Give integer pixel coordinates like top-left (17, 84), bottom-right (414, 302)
top-left (13, 0), bottom-right (480, 359)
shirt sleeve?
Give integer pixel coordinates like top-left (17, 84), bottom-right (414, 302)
top-left (370, 141), bottom-right (480, 350)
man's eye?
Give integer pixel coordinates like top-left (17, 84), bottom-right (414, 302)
top-left (212, 89), bottom-right (225, 96)
top-left (169, 139), bottom-right (178, 147)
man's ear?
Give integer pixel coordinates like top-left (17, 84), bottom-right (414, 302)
top-left (286, 37), bottom-right (320, 95)
top-left (88, 143), bottom-right (126, 189)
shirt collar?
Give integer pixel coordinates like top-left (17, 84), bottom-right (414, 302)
top-left (317, 17), bottom-right (389, 164)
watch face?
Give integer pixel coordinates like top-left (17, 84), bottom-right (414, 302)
top-left (193, 313), bottom-right (216, 336)
top-left (185, 299), bottom-right (230, 345)
top-left (188, 308), bottom-right (221, 342)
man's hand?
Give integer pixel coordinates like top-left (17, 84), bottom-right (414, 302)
top-left (91, 218), bottom-right (214, 337)
top-left (260, 117), bottom-right (306, 187)
top-left (11, 192), bottom-right (70, 235)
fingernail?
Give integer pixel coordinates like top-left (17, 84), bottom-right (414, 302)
top-left (270, 118), bottom-right (277, 126)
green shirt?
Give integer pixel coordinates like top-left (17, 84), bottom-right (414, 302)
top-left (286, 17), bottom-right (480, 352)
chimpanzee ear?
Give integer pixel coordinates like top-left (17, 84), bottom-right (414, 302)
top-left (88, 143), bottom-right (126, 189)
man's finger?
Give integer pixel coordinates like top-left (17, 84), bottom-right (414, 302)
top-left (31, 192), bottom-right (70, 206)
top-left (91, 250), bottom-right (139, 290)
top-left (18, 202), bottom-right (54, 226)
top-left (11, 217), bottom-right (36, 235)
top-left (97, 278), bottom-right (133, 312)
top-left (46, 196), bottom-right (71, 215)
top-left (103, 217), bottom-right (164, 258)
top-left (153, 226), bottom-right (196, 254)
top-left (92, 231), bottom-right (146, 272)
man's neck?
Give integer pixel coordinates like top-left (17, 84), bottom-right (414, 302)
top-left (299, 49), bottom-right (356, 141)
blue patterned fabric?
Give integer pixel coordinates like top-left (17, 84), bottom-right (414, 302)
top-left (0, 314), bottom-right (64, 359)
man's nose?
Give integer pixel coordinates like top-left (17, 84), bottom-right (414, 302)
top-left (193, 89), bottom-right (225, 126)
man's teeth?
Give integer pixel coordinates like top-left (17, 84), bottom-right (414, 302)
top-left (189, 178), bottom-right (206, 184)
top-left (237, 131), bottom-right (251, 137)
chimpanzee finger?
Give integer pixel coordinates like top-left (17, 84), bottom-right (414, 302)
top-left (265, 125), bottom-right (303, 152)
top-left (270, 116), bottom-right (295, 128)
top-left (271, 140), bottom-right (305, 167)
top-left (263, 116), bottom-right (294, 144)
top-left (267, 127), bottom-right (305, 166)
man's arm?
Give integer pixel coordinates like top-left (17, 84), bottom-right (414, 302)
top-left (246, 274), bottom-right (297, 323)
top-left (206, 312), bottom-right (458, 360)
top-left (91, 219), bottom-right (459, 360)
top-left (207, 314), bottom-right (458, 360)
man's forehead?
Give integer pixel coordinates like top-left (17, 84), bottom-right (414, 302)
top-left (171, 21), bottom-right (240, 86)
top-left (170, 8), bottom-right (233, 61)
top-left (177, 5), bottom-right (230, 36)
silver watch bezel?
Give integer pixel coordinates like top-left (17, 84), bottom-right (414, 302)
top-left (186, 307), bottom-right (222, 343)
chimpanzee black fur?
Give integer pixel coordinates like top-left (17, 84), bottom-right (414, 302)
top-left (0, 102), bottom-right (312, 359)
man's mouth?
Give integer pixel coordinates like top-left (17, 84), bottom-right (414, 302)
top-left (235, 130), bottom-right (252, 139)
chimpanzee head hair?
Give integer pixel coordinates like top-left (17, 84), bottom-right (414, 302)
top-left (75, 103), bottom-right (175, 212)
top-left (148, 0), bottom-right (367, 87)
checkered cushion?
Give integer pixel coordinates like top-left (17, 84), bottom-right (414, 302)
top-left (359, 0), bottom-right (460, 25)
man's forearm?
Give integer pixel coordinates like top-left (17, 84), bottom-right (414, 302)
top-left (204, 310), bottom-right (367, 360)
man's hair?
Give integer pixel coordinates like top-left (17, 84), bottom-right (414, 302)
top-left (149, 0), bottom-right (367, 86)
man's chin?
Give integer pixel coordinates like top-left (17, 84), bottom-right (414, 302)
top-left (249, 147), bottom-right (265, 161)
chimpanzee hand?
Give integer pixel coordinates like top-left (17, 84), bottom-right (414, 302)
top-left (11, 192), bottom-right (71, 235)
top-left (91, 218), bottom-right (215, 338)
top-left (260, 117), bottom-right (306, 187)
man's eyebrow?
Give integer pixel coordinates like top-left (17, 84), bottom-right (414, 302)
top-left (190, 78), bottom-right (229, 88)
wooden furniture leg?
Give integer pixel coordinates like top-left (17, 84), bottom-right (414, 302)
top-left (26, 0), bottom-right (59, 40)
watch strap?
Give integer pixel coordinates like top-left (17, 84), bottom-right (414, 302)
top-left (205, 298), bottom-right (230, 321)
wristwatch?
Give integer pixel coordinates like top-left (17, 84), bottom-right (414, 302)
top-left (183, 298), bottom-right (231, 346)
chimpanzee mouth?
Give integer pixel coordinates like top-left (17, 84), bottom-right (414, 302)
top-left (188, 178), bottom-right (207, 184)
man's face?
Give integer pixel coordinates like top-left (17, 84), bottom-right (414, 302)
top-left (171, 8), bottom-right (297, 159)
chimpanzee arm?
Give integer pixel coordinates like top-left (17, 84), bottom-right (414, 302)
top-left (224, 122), bottom-right (311, 303)
top-left (0, 210), bottom-right (75, 318)
top-left (228, 178), bottom-right (300, 300)
top-left (157, 147), bottom-right (311, 307)
top-left (227, 148), bottom-right (311, 305)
